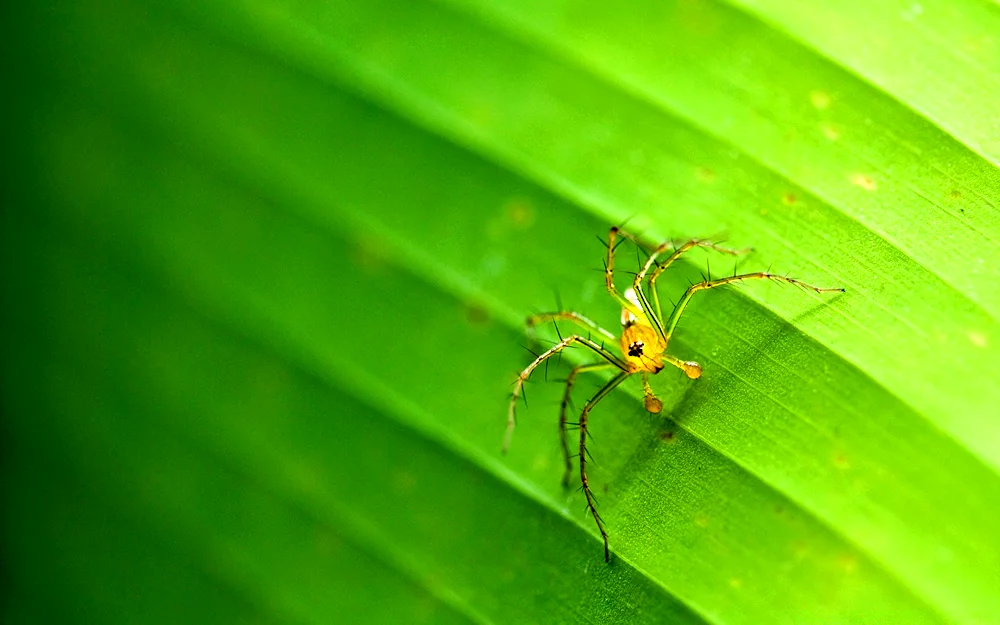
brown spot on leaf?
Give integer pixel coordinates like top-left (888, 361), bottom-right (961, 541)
top-left (351, 236), bottom-right (390, 275)
top-left (465, 303), bottom-right (490, 326)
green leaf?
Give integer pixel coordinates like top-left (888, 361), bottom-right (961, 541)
top-left (4, 0), bottom-right (998, 623)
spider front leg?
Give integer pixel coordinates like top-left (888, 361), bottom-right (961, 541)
top-left (505, 335), bottom-right (628, 454)
top-left (609, 229), bottom-right (751, 338)
top-left (578, 370), bottom-right (631, 563)
top-left (613, 228), bottom-right (752, 321)
top-left (663, 271), bottom-right (844, 348)
top-left (605, 226), bottom-right (649, 322)
top-left (638, 239), bottom-right (751, 321)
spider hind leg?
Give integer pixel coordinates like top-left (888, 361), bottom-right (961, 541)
top-left (578, 370), bottom-right (630, 563)
top-left (559, 362), bottom-right (617, 487)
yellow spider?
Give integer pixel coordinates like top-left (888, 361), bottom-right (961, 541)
top-left (504, 226), bottom-right (843, 562)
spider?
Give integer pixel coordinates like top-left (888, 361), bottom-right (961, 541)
top-left (504, 226), bottom-right (844, 562)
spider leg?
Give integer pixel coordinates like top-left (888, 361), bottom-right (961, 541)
top-left (605, 227), bottom-right (646, 320)
top-left (559, 362), bottom-right (616, 487)
top-left (505, 335), bottom-right (628, 454)
top-left (612, 228), bottom-right (750, 340)
top-left (526, 311), bottom-right (616, 343)
top-left (665, 272), bottom-right (843, 340)
top-left (646, 239), bottom-right (751, 321)
top-left (660, 272), bottom-right (843, 376)
top-left (634, 236), bottom-right (751, 321)
top-left (579, 370), bottom-right (631, 563)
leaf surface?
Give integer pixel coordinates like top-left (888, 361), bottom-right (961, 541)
top-left (4, 0), bottom-right (999, 623)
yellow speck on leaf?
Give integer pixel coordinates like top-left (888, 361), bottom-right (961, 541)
top-left (839, 554), bottom-right (858, 574)
top-left (504, 197), bottom-right (535, 229)
top-left (850, 173), bottom-right (877, 191)
top-left (810, 90), bottom-right (831, 110)
top-left (969, 331), bottom-right (988, 348)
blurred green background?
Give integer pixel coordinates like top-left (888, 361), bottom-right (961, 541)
top-left (4, 1), bottom-right (1000, 623)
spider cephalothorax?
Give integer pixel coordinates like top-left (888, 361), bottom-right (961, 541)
top-left (503, 226), bottom-right (843, 562)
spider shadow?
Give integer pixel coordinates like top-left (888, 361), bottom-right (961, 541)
top-left (674, 290), bottom-right (843, 428)
top-left (611, 290), bottom-right (841, 494)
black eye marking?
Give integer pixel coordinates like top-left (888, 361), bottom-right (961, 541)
top-left (628, 341), bottom-right (645, 357)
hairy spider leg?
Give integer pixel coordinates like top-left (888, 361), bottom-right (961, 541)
top-left (579, 370), bottom-right (631, 563)
top-left (606, 227), bottom-right (663, 339)
top-left (526, 312), bottom-right (618, 377)
top-left (559, 362), bottom-right (617, 487)
top-left (664, 272), bottom-right (845, 342)
top-left (605, 227), bottom-right (648, 319)
top-left (526, 311), bottom-right (617, 342)
top-left (638, 239), bottom-right (751, 320)
top-left (505, 335), bottom-right (629, 454)
top-left (612, 228), bottom-right (752, 321)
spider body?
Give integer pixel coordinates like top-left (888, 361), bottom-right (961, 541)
top-left (620, 308), bottom-right (665, 373)
top-left (504, 226), bottom-right (843, 563)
